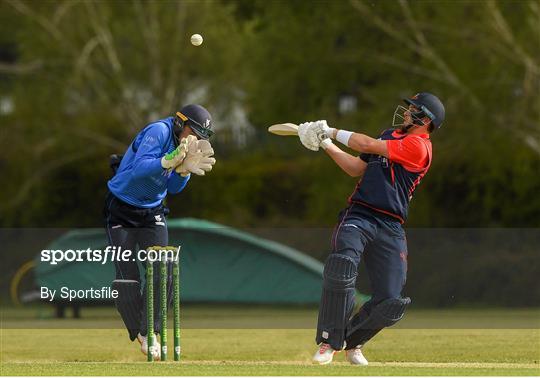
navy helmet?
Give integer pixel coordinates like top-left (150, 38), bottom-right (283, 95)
top-left (403, 92), bottom-right (445, 129)
top-left (174, 104), bottom-right (214, 140)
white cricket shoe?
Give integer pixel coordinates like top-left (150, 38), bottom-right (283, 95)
top-left (346, 346), bottom-right (369, 365)
top-left (137, 333), bottom-right (161, 360)
top-left (312, 343), bottom-right (337, 365)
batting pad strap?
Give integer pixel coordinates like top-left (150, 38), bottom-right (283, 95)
top-left (323, 254), bottom-right (358, 290)
top-left (336, 130), bottom-right (353, 147)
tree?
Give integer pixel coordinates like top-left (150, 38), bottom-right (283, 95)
top-left (1, 0), bottom-right (246, 225)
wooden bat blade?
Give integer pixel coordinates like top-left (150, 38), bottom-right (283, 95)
top-left (268, 123), bottom-right (299, 136)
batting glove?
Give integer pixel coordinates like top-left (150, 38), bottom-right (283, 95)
top-left (298, 120), bottom-right (333, 151)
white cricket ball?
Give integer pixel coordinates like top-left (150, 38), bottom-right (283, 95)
top-left (190, 34), bottom-right (203, 46)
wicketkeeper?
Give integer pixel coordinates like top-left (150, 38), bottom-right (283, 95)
top-left (104, 104), bottom-right (216, 359)
top-left (297, 93), bottom-right (444, 365)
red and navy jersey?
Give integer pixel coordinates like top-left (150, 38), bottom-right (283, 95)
top-left (348, 128), bottom-right (432, 223)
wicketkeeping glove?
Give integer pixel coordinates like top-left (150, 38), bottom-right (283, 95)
top-left (161, 135), bottom-right (196, 170)
top-left (175, 139), bottom-right (216, 176)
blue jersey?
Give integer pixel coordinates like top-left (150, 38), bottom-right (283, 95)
top-left (108, 117), bottom-right (190, 208)
top-left (349, 129), bottom-right (432, 223)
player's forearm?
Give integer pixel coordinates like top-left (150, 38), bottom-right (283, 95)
top-left (328, 128), bottom-right (377, 153)
top-left (348, 133), bottom-right (379, 153)
top-left (329, 128), bottom-right (387, 156)
top-left (323, 143), bottom-right (366, 177)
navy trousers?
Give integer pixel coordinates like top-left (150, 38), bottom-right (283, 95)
top-left (104, 192), bottom-right (171, 337)
top-left (316, 204), bottom-right (408, 349)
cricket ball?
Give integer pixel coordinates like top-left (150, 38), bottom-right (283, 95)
top-left (190, 34), bottom-right (203, 46)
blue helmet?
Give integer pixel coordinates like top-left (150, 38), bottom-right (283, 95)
top-left (404, 92), bottom-right (445, 129)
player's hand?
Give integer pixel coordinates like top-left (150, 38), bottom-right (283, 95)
top-left (298, 120), bottom-right (332, 151)
top-left (161, 135), bottom-right (196, 170)
top-left (313, 120), bottom-right (333, 140)
top-left (175, 139), bottom-right (216, 176)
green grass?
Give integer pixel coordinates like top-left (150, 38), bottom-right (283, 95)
top-left (1, 306), bottom-right (539, 375)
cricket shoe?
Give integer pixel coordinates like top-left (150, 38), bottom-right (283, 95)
top-left (346, 346), bottom-right (368, 366)
top-left (312, 343), bottom-right (337, 365)
top-left (137, 333), bottom-right (161, 360)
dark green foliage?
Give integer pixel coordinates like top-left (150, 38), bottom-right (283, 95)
top-left (1, 0), bottom-right (538, 229)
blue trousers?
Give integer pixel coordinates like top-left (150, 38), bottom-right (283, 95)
top-left (316, 204), bottom-right (408, 349)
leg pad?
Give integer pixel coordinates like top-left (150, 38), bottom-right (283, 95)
top-left (345, 297), bottom-right (411, 349)
top-left (316, 254), bottom-right (358, 350)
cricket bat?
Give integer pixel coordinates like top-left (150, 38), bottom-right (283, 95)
top-left (268, 123), bottom-right (298, 136)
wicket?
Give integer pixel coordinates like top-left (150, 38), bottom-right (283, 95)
top-left (146, 246), bottom-right (181, 362)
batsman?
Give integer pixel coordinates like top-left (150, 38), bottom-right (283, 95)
top-left (298, 93), bottom-right (444, 365)
top-left (104, 104), bottom-right (216, 360)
